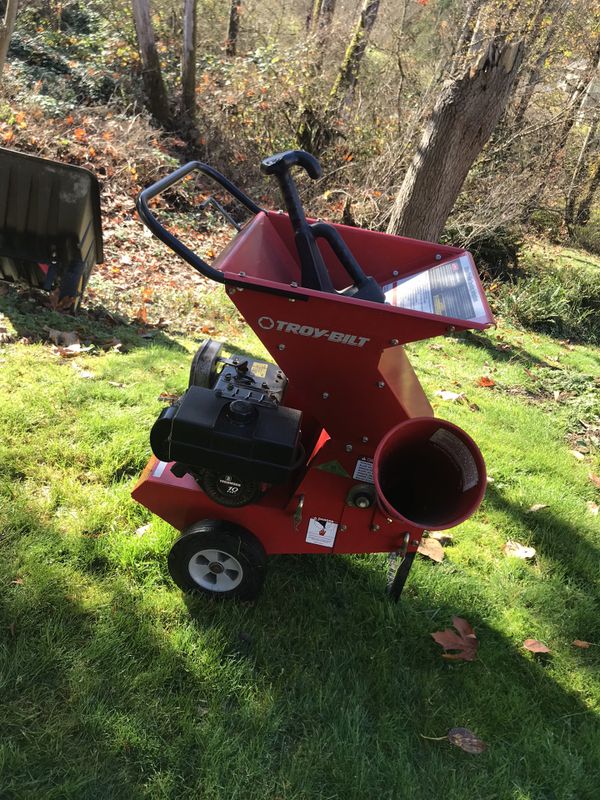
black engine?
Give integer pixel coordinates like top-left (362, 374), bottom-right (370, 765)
top-left (150, 347), bottom-right (303, 506)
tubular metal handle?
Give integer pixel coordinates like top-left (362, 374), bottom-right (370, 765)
top-left (136, 161), bottom-right (263, 284)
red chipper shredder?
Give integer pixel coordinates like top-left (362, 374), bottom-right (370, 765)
top-left (132, 150), bottom-right (494, 601)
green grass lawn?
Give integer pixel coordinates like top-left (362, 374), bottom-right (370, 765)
top-left (1, 279), bottom-right (599, 800)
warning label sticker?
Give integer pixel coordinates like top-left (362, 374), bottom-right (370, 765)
top-left (251, 362), bottom-right (268, 378)
top-left (383, 256), bottom-right (488, 324)
top-left (306, 517), bottom-right (338, 548)
top-left (353, 457), bottom-right (374, 484)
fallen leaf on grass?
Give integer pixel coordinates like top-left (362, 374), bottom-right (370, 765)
top-left (71, 363), bottom-right (94, 379)
top-left (589, 473), bottom-right (600, 489)
top-left (523, 639), bottom-right (550, 654)
top-left (417, 537), bottom-right (445, 562)
top-left (45, 327), bottom-right (79, 346)
top-left (158, 392), bottom-right (179, 402)
top-left (430, 532), bottom-right (454, 546)
top-left (135, 524), bottom-right (151, 537)
top-left (572, 640), bottom-right (592, 649)
top-left (586, 501), bottom-right (599, 515)
top-left (52, 343), bottom-right (94, 358)
top-left (526, 503), bottom-right (548, 513)
top-left (431, 617), bottom-right (478, 661)
top-left (447, 727), bottom-right (487, 754)
top-left (134, 305), bottom-right (148, 324)
top-left (570, 450), bottom-right (585, 461)
top-left (476, 376), bottom-right (495, 387)
top-left (48, 290), bottom-right (77, 311)
top-left (434, 390), bottom-right (465, 403)
top-left (503, 540), bottom-right (536, 560)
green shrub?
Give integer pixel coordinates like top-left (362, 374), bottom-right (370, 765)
top-left (571, 221), bottom-right (600, 256)
top-left (491, 258), bottom-right (600, 344)
top-left (444, 226), bottom-right (523, 280)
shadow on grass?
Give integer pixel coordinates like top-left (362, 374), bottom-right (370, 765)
top-left (460, 330), bottom-right (555, 368)
top-left (0, 282), bottom-right (187, 353)
top-left (484, 483), bottom-right (600, 595)
top-left (2, 501), bottom-right (599, 800)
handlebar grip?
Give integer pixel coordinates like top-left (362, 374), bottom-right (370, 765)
top-left (260, 150), bottom-right (322, 181)
top-left (137, 161), bottom-right (262, 285)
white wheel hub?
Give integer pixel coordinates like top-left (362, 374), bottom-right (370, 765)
top-left (188, 548), bottom-right (243, 592)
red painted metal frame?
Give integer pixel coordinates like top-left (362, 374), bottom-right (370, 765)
top-left (132, 210), bottom-right (494, 557)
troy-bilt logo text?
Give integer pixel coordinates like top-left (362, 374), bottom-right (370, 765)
top-left (258, 317), bottom-right (369, 347)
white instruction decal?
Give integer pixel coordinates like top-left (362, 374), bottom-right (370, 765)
top-left (383, 256), bottom-right (488, 324)
top-left (153, 460), bottom-right (168, 478)
top-left (306, 517), bottom-right (338, 548)
top-left (353, 457), bottom-right (374, 484)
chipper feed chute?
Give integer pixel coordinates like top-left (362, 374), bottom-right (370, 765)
top-left (0, 146), bottom-right (103, 308)
top-left (132, 150), bottom-right (494, 601)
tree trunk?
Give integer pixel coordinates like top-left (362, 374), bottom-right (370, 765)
top-left (181, 0), bottom-right (197, 117)
top-left (575, 156), bottom-right (600, 225)
top-left (308, 0), bottom-right (322, 32)
top-left (0, 0), bottom-right (19, 77)
top-left (451, 0), bottom-right (483, 73)
top-left (226, 0), bottom-right (242, 57)
top-left (387, 39), bottom-right (524, 241)
top-left (564, 117), bottom-right (599, 229)
top-left (330, 0), bottom-right (380, 107)
top-left (513, 0), bottom-right (566, 127)
top-left (318, 0), bottom-right (336, 32)
top-left (524, 40), bottom-right (600, 217)
top-left (131, 0), bottom-right (170, 125)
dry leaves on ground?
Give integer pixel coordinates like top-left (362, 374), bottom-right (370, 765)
top-left (476, 376), bottom-right (495, 387)
top-left (503, 540), bottom-right (536, 560)
top-left (0, 325), bottom-right (12, 344)
top-left (45, 327), bottom-right (80, 347)
top-left (523, 639), bottom-right (550, 654)
top-left (586, 501), bottom-right (599, 515)
top-left (527, 503), bottom-right (548, 513)
top-left (434, 390), bottom-right (465, 402)
top-left (431, 617), bottom-right (478, 661)
top-left (589, 473), bottom-right (600, 489)
top-left (52, 343), bottom-right (94, 358)
top-left (71, 363), bottom-right (94, 379)
top-left (417, 537), bottom-right (445, 562)
top-left (422, 727), bottom-right (488, 755)
top-left (572, 639), bottom-right (592, 649)
top-left (158, 392), bottom-right (179, 402)
top-left (447, 727), bottom-right (488, 754)
top-left (430, 532), bottom-right (454, 546)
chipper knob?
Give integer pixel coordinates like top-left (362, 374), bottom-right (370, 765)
top-left (228, 399), bottom-right (257, 424)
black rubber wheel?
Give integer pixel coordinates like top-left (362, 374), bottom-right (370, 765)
top-left (168, 520), bottom-right (267, 600)
top-left (201, 469), bottom-right (261, 507)
top-left (189, 339), bottom-right (223, 388)
top-left (386, 549), bottom-right (417, 602)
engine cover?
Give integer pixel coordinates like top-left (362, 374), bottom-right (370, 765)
top-left (150, 356), bottom-right (302, 485)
